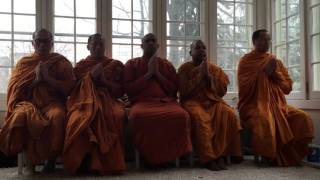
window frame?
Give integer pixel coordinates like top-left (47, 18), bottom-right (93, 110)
top-left (308, 0), bottom-right (320, 99)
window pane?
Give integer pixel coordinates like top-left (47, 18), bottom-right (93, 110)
top-left (225, 71), bottom-right (235, 92)
top-left (13, 41), bottom-right (32, 64)
top-left (167, 0), bottom-right (185, 21)
top-left (235, 3), bottom-right (253, 25)
top-left (235, 26), bottom-right (252, 48)
top-left (14, 15), bottom-right (35, 32)
top-left (287, 0), bottom-right (299, 16)
top-left (76, 43), bottom-right (88, 62)
top-left (0, 0), bottom-right (11, 13)
top-left (186, 0), bottom-right (200, 22)
top-left (133, 0), bottom-right (153, 20)
top-left (217, 25), bottom-right (234, 42)
top-left (311, 6), bottom-right (320, 34)
top-left (167, 40), bottom-right (185, 46)
top-left (113, 38), bottom-right (131, 44)
top-left (55, 35), bottom-right (74, 42)
top-left (0, 14), bottom-right (12, 31)
top-left (14, 34), bottom-right (32, 40)
top-left (167, 22), bottom-right (185, 37)
top-left (288, 41), bottom-right (300, 67)
top-left (133, 21), bottom-right (152, 37)
top-left (276, 45), bottom-right (286, 63)
top-left (313, 63), bottom-right (320, 91)
top-left (234, 48), bottom-right (249, 68)
top-left (167, 46), bottom-right (185, 68)
top-left (275, 20), bottom-right (286, 44)
top-left (112, 44), bottom-right (131, 63)
top-left (76, 0), bottom-right (96, 17)
top-left (76, 18), bottom-right (96, 35)
top-left (0, 33), bottom-right (11, 40)
top-left (0, 68), bottom-right (11, 93)
top-left (55, 43), bottom-right (74, 62)
top-left (0, 41), bottom-right (11, 67)
top-left (112, 0), bottom-right (132, 19)
top-left (112, 20), bottom-right (132, 36)
top-left (55, 0), bottom-right (74, 17)
top-left (288, 15), bottom-right (300, 41)
top-left (55, 17), bottom-right (74, 34)
top-left (133, 45), bottom-right (143, 58)
top-left (312, 35), bottom-right (320, 62)
top-left (217, 48), bottom-right (234, 70)
top-left (275, 0), bottom-right (286, 20)
top-left (217, 2), bottom-right (234, 24)
top-left (14, 0), bottom-right (35, 14)
top-left (185, 23), bottom-right (200, 37)
top-left (289, 67), bottom-right (301, 91)
top-left (76, 36), bottom-right (88, 43)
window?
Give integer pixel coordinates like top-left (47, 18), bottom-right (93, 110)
top-left (273, 0), bottom-right (302, 92)
top-left (54, 0), bottom-right (97, 64)
top-left (112, 0), bottom-right (153, 63)
top-left (310, 0), bottom-right (320, 97)
top-left (0, 0), bottom-right (36, 93)
top-left (166, 0), bottom-right (204, 68)
top-left (216, 0), bottom-right (254, 93)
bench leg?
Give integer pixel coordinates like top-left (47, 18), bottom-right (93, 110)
top-left (175, 158), bottom-right (180, 168)
top-left (18, 153), bottom-right (23, 175)
top-left (135, 149), bottom-right (140, 169)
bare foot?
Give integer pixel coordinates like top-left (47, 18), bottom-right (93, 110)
top-left (205, 161), bottom-right (221, 171)
top-left (41, 159), bottom-right (56, 173)
top-left (217, 158), bottom-right (227, 170)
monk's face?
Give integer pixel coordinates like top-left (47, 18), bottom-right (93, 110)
top-left (190, 40), bottom-right (207, 63)
top-left (253, 31), bottom-right (271, 53)
top-left (141, 33), bottom-right (159, 57)
top-left (32, 31), bottom-right (53, 56)
top-left (87, 37), bottom-right (105, 59)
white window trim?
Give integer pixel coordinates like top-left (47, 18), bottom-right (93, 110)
top-left (308, 0), bottom-right (320, 99)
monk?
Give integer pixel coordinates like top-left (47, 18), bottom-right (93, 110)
top-left (62, 34), bottom-right (125, 175)
top-left (238, 29), bottom-right (314, 166)
top-left (124, 33), bottom-right (192, 166)
top-left (0, 29), bottom-right (75, 174)
top-left (178, 40), bottom-right (242, 171)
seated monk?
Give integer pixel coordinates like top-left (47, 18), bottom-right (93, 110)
top-left (178, 40), bottom-right (242, 171)
top-left (237, 29), bottom-right (314, 166)
top-left (124, 33), bottom-right (192, 167)
top-left (62, 34), bottom-right (125, 175)
top-left (0, 29), bottom-right (75, 174)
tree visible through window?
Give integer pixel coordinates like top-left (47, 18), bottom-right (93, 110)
top-left (0, 0), bottom-right (36, 93)
top-left (54, 0), bottom-right (97, 65)
top-left (273, 0), bottom-right (301, 92)
top-left (166, 0), bottom-right (203, 68)
top-left (217, 0), bottom-right (253, 92)
top-left (112, 0), bottom-right (153, 63)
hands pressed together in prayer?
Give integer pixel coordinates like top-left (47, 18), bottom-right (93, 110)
top-left (34, 62), bottom-right (51, 84)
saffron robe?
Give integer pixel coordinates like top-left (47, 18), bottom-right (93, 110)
top-left (238, 50), bottom-right (314, 166)
top-left (124, 57), bottom-right (192, 164)
top-left (178, 61), bottom-right (242, 164)
top-left (63, 56), bottom-right (125, 174)
top-left (0, 53), bottom-right (74, 165)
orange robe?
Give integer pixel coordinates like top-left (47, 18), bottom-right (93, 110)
top-left (124, 57), bottom-right (192, 164)
top-left (238, 50), bottom-right (314, 166)
top-left (63, 56), bottom-right (125, 174)
top-left (0, 53), bottom-right (74, 165)
top-left (178, 61), bottom-right (242, 164)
